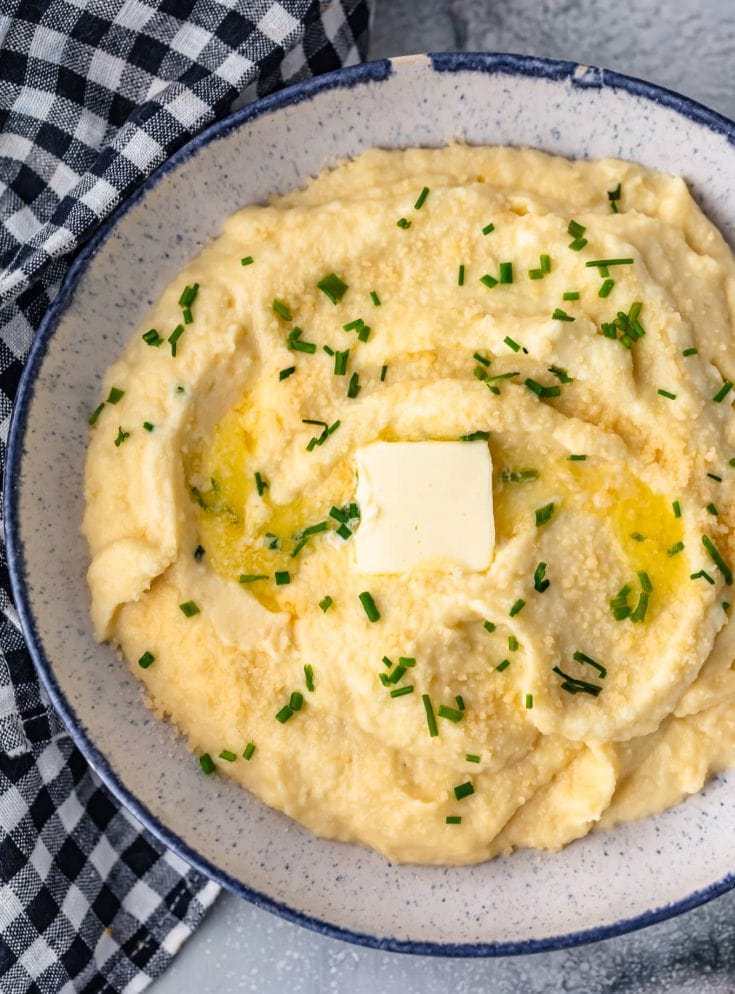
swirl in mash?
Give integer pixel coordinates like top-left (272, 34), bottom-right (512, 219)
top-left (83, 146), bottom-right (735, 864)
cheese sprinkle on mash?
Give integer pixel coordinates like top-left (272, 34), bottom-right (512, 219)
top-left (84, 146), bottom-right (735, 864)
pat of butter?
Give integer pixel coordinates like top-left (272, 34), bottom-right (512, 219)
top-left (354, 441), bottom-right (494, 574)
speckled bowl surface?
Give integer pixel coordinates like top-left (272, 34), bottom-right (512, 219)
top-left (8, 52), bottom-right (735, 956)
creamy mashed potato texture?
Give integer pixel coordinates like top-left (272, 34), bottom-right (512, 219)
top-left (83, 146), bottom-right (735, 864)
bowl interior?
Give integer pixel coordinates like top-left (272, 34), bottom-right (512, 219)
top-left (9, 53), bottom-right (735, 954)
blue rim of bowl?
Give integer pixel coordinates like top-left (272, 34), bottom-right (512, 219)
top-left (7, 51), bottom-right (735, 958)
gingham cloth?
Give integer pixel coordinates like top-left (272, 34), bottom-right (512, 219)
top-left (0, 2), bottom-right (372, 991)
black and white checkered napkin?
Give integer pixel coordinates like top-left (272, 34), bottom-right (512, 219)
top-left (0, 2), bottom-right (371, 990)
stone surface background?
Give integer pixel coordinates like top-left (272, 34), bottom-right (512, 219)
top-left (151, 2), bottom-right (735, 990)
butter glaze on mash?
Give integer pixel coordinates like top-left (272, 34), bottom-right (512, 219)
top-left (83, 146), bottom-right (735, 865)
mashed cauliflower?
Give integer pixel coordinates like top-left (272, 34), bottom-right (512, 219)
top-left (83, 146), bottom-right (735, 864)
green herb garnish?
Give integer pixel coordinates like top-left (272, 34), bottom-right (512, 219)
top-left (359, 591), bottom-right (380, 622)
top-left (239, 574), bottom-right (269, 583)
top-left (138, 651), bottom-right (155, 669)
top-left (179, 601), bottom-right (200, 617)
top-left (509, 598), bottom-right (526, 617)
top-left (199, 753), bottom-right (215, 774)
top-left (114, 426), bottom-right (129, 447)
top-left (533, 562), bottom-right (550, 593)
top-left (272, 299), bottom-right (292, 321)
top-left (317, 272), bottom-right (348, 304)
top-left (274, 571), bottom-right (290, 586)
top-left (535, 502), bottom-right (555, 526)
top-left (453, 781), bottom-right (475, 800)
top-left (142, 329), bottom-right (163, 347)
top-left (703, 535), bottom-right (733, 584)
top-left (437, 704), bottom-right (463, 723)
top-left (422, 694), bottom-right (438, 737)
top-left (396, 217), bottom-right (411, 229)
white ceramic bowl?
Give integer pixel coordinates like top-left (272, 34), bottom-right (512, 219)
top-left (8, 53), bottom-right (735, 956)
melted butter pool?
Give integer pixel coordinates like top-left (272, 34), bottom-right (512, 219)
top-left (185, 399), bottom-right (354, 608)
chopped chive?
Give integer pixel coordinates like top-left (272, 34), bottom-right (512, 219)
top-left (88, 403), bottom-right (105, 426)
top-left (472, 352), bottom-right (491, 368)
top-left (608, 183), bottom-right (622, 205)
top-left (243, 742), bottom-right (256, 760)
top-left (630, 532), bottom-right (646, 542)
top-left (275, 571), bottom-right (290, 586)
top-left (714, 381), bottom-right (733, 403)
top-left (496, 658), bottom-right (511, 672)
top-left (548, 365), bottom-right (574, 384)
top-left (347, 372), bottom-right (361, 399)
top-left (553, 666), bottom-right (602, 696)
top-left (631, 591), bottom-right (649, 623)
top-left (568, 220), bottom-right (586, 238)
top-left (499, 262), bottom-right (513, 284)
top-left (585, 258), bottom-right (634, 268)
top-left (168, 324), bottom-right (184, 356)
top-left (525, 378), bottom-right (561, 398)
top-left (114, 426), bottom-right (129, 447)
top-left (370, 290), bottom-right (381, 306)
top-left (387, 664), bottom-right (407, 685)
top-left (390, 685), bottom-right (414, 698)
top-left (637, 571), bottom-right (652, 593)
top-left (182, 307), bottom-right (193, 324)
top-left (254, 471), bottom-right (269, 496)
top-left (275, 705), bottom-right (293, 723)
top-left (343, 318), bottom-right (363, 332)
top-left (334, 349), bottom-right (350, 376)
top-left (480, 273), bottom-right (498, 289)
top-left (682, 347), bottom-right (698, 357)
top-left (508, 635), bottom-right (519, 652)
top-left (466, 754), bottom-right (480, 764)
top-left (691, 570), bottom-right (715, 585)
top-left (658, 388), bottom-right (677, 400)
top-left (482, 222), bottom-right (495, 235)
top-left (460, 430), bottom-right (489, 442)
top-left (483, 620), bottom-right (496, 633)
top-left (317, 272), bottom-right (348, 304)
top-left (336, 524), bottom-right (352, 539)
top-left (533, 561), bottom-right (550, 593)
top-left (725, 602), bottom-right (731, 611)
top-left (142, 421), bottom-right (154, 432)
top-left (289, 691), bottom-right (303, 711)
top-left (178, 283), bottom-right (199, 308)
top-left (142, 329), bottom-right (164, 347)
top-left (194, 544), bottom-right (205, 561)
top-left (318, 595), bottom-right (333, 613)
top-left (357, 323), bottom-right (371, 343)
top-left (569, 238), bottom-right (588, 251)
top-left (673, 501), bottom-right (682, 518)
top-left (503, 336), bottom-right (521, 352)
top-left (455, 694), bottom-right (465, 710)
top-left (509, 598), bottom-right (526, 617)
top-left (453, 781), bottom-right (475, 800)
top-left (703, 535), bottom-right (733, 584)
top-left (573, 651), bottom-right (607, 678)
top-left (272, 299), bottom-right (292, 321)
top-left (667, 541), bottom-right (685, 556)
top-left (569, 454), bottom-right (587, 461)
top-left (540, 254), bottom-right (551, 274)
top-left (239, 574), bottom-right (269, 583)
top-left (458, 264), bottom-right (465, 286)
top-left (563, 291), bottom-right (580, 301)
top-left (380, 364), bottom-right (388, 382)
top-left (529, 268), bottom-right (544, 280)
top-left (240, 255), bottom-right (254, 266)
top-left (525, 693), bottom-right (534, 709)
top-left (708, 503), bottom-right (719, 516)
top-left (288, 335), bottom-right (317, 355)
top-left (138, 651), bottom-right (155, 669)
top-left (396, 217), bottom-right (411, 229)
top-left (610, 584), bottom-right (632, 621)
top-left (552, 307), bottom-right (575, 322)
top-left (219, 749), bottom-right (237, 762)
top-left (107, 387), bottom-right (124, 404)
top-left (422, 694), bottom-right (438, 737)
top-left (199, 753), bottom-right (215, 774)
top-left (446, 815), bottom-right (462, 824)
top-left (708, 473), bottom-right (723, 482)
top-left (179, 600), bottom-right (200, 617)
top-left (399, 657), bottom-right (416, 668)
top-left (359, 591), bottom-right (380, 622)
top-left (437, 704), bottom-right (463, 723)
top-left (500, 468), bottom-right (539, 483)
top-left (329, 505), bottom-right (348, 523)
top-left (414, 186), bottom-right (430, 210)
top-left (598, 278), bottom-right (615, 298)
top-left (535, 502), bottom-right (555, 526)
top-left (279, 366), bottom-right (296, 381)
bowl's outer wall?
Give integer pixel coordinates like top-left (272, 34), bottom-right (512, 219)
top-left (8, 53), bottom-right (735, 955)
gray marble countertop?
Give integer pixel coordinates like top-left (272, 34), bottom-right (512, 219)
top-left (150, 2), bottom-right (735, 991)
